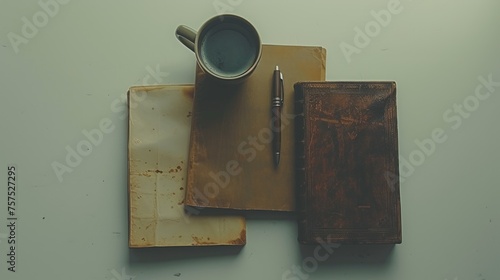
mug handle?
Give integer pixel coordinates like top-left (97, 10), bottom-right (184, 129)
top-left (175, 25), bottom-right (197, 52)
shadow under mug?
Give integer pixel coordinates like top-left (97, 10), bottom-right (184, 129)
top-left (176, 14), bottom-right (262, 84)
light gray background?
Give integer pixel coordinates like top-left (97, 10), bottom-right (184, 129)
top-left (1, 1), bottom-right (499, 279)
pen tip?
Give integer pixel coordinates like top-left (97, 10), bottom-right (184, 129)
top-left (274, 153), bottom-right (280, 166)
top-left (275, 65), bottom-right (279, 70)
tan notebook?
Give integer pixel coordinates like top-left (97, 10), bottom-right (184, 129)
top-left (185, 45), bottom-right (327, 211)
top-left (128, 85), bottom-right (245, 247)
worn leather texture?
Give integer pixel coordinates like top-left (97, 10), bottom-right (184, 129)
top-left (185, 45), bottom-right (326, 211)
top-left (294, 81), bottom-right (402, 244)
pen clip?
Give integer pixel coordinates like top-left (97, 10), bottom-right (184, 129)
top-left (279, 71), bottom-right (284, 105)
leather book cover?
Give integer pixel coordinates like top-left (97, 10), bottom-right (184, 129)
top-left (294, 81), bottom-right (402, 244)
top-left (128, 85), bottom-right (245, 247)
top-left (185, 45), bottom-right (326, 211)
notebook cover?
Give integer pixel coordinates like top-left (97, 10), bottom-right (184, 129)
top-left (294, 81), bottom-right (402, 244)
top-left (185, 45), bottom-right (326, 211)
top-left (127, 85), bottom-right (245, 247)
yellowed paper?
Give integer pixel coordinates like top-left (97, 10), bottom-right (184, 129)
top-left (128, 85), bottom-right (246, 247)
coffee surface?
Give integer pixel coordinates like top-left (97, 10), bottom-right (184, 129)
top-left (200, 28), bottom-right (257, 77)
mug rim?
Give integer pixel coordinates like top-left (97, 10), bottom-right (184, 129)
top-left (194, 14), bottom-right (262, 82)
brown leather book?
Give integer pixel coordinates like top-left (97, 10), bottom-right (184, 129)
top-left (294, 81), bottom-right (402, 244)
top-left (185, 45), bottom-right (326, 211)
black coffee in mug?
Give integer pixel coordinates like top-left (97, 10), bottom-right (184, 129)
top-left (176, 15), bottom-right (262, 83)
top-left (199, 24), bottom-right (259, 77)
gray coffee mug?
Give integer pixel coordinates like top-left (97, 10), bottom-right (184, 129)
top-left (176, 14), bottom-right (262, 83)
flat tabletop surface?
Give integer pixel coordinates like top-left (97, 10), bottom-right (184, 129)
top-left (1, 1), bottom-right (499, 279)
